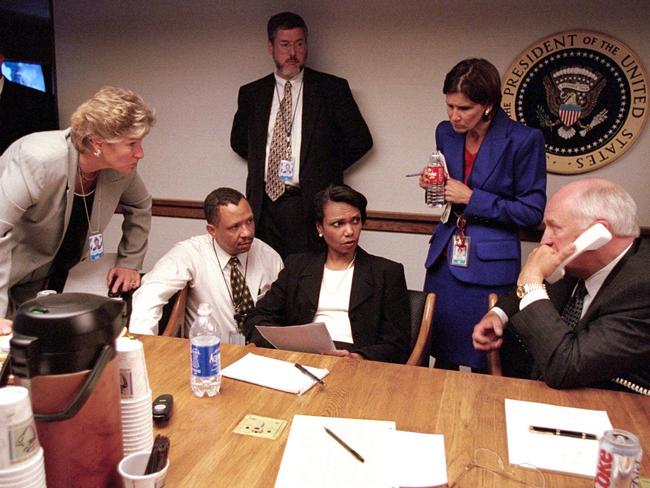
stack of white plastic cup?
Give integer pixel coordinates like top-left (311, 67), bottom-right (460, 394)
top-left (116, 338), bottom-right (153, 456)
top-left (0, 386), bottom-right (46, 488)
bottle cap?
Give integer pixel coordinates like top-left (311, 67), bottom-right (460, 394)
top-left (197, 302), bottom-right (212, 316)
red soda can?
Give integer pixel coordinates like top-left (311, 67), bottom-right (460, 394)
top-left (594, 429), bottom-right (642, 487)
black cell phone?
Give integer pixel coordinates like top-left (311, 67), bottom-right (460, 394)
top-left (107, 275), bottom-right (122, 298)
top-left (152, 394), bottom-right (173, 423)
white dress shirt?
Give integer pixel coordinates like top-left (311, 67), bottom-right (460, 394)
top-left (129, 235), bottom-right (283, 337)
top-left (264, 70), bottom-right (304, 186)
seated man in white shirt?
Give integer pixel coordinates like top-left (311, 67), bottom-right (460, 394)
top-left (472, 178), bottom-right (650, 394)
top-left (130, 188), bottom-right (283, 342)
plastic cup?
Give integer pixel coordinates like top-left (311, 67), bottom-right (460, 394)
top-left (0, 447), bottom-right (45, 487)
top-left (118, 451), bottom-right (169, 488)
top-left (116, 339), bottom-right (151, 400)
top-left (0, 387), bottom-right (40, 469)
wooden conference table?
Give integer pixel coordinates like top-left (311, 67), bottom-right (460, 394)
top-left (142, 336), bottom-right (650, 487)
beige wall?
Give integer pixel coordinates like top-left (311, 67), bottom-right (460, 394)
top-left (54, 0), bottom-right (650, 288)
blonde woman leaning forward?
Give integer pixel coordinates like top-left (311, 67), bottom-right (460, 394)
top-left (0, 86), bottom-right (155, 330)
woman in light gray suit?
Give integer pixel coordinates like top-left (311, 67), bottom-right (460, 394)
top-left (0, 86), bottom-right (156, 327)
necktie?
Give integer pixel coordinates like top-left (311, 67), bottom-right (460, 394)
top-left (266, 81), bottom-right (292, 201)
top-left (229, 257), bottom-right (254, 330)
top-left (560, 280), bottom-right (587, 329)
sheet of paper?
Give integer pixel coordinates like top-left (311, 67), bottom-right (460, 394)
top-left (505, 398), bottom-right (612, 477)
top-left (275, 415), bottom-right (447, 488)
top-left (221, 353), bottom-right (329, 395)
top-left (380, 430), bottom-right (447, 487)
top-left (275, 415), bottom-right (396, 488)
top-left (256, 323), bottom-right (336, 354)
top-left (63, 252), bottom-right (118, 296)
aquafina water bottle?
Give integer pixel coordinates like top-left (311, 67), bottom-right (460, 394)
top-left (190, 302), bottom-right (221, 397)
top-left (423, 151), bottom-right (446, 208)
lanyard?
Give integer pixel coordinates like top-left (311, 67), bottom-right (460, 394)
top-left (212, 238), bottom-right (248, 328)
top-left (77, 167), bottom-right (100, 234)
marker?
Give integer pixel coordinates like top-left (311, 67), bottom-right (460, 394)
top-left (325, 427), bottom-right (365, 463)
top-left (405, 172), bottom-right (423, 177)
top-left (529, 425), bottom-right (598, 440)
top-left (294, 363), bottom-right (324, 385)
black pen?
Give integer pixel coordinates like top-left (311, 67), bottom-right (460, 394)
top-left (529, 425), bottom-right (598, 440)
top-left (324, 427), bottom-right (365, 463)
top-left (294, 363), bottom-right (325, 385)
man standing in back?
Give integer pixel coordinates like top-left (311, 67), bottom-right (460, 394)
top-left (230, 12), bottom-right (373, 258)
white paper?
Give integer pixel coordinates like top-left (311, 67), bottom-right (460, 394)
top-left (275, 415), bottom-right (395, 488)
top-left (221, 353), bottom-right (329, 395)
top-left (275, 415), bottom-right (447, 488)
top-left (381, 430), bottom-right (447, 487)
top-left (505, 398), bottom-right (612, 477)
top-left (256, 323), bottom-right (336, 354)
top-left (63, 252), bottom-right (118, 296)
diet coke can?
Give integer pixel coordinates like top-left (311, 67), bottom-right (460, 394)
top-left (594, 429), bottom-right (642, 487)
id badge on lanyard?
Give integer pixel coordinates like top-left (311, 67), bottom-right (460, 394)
top-left (450, 214), bottom-right (470, 267)
top-left (88, 232), bottom-right (104, 262)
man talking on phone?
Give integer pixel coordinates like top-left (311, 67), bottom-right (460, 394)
top-left (473, 178), bottom-right (650, 394)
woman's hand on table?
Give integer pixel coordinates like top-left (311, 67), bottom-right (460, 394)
top-left (322, 349), bottom-right (364, 360)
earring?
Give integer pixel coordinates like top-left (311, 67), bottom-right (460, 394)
top-left (93, 148), bottom-right (101, 157)
top-left (483, 109), bottom-right (491, 120)
top-left (318, 233), bottom-right (323, 238)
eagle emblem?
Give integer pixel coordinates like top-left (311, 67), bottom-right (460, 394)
top-left (538, 66), bottom-right (608, 139)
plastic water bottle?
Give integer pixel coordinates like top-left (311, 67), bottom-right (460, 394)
top-left (190, 303), bottom-right (221, 397)
top-left (423, 151), bottom-right (446, 208)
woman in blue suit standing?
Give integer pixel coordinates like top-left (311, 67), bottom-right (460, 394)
top-left (421, 58), bottom-right (547, 371)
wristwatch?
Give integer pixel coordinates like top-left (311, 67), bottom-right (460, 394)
top-left (516, 283), bottom-right (546, 299)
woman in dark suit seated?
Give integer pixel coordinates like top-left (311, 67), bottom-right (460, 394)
top-left (245, 185), bottom-right (410, 363)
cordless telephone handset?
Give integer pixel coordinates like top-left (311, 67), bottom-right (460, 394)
top-left (546, 223), bottom-right (612, 284)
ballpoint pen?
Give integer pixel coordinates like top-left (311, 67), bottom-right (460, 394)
top-left (529, 425), bottom-right (599, 440)
top-left (324, 427), bottom-right (365, 463)
top-left (294, 363), bottom-right (325, 385)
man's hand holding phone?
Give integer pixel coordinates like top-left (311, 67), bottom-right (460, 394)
top-left (519, 243), bottom-right (577, 285)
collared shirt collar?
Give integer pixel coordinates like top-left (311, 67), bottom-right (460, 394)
top-left (212, 238), bottom-right (249, 272)
top-left (584, 242), bottom-right (633, 297)
top-left (274, 68), bottom-right (304, 88)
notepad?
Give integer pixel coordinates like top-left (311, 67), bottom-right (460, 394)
top-left (275, 415), bottom-right (447, 488)
top-left (505, 398), bottom-right (612, 477)
top-left (221, 353), bottom-right (329, 395)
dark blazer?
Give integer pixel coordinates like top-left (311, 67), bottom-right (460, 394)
top-left (425, 108), bottom-right (547, 286)
top-left (498, 238), bottom-right (650, 393)
top-left (0, 79), bottom-right (57, 154)
top-left (244, 248), bottom-right (410, 363)
top-left (230, 67), bottom-right (373, 224)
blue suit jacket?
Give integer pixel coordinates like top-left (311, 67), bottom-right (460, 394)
top-left (425, 109), bottom-right (547, 286)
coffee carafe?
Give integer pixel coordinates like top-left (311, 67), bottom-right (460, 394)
top-left (10, 293), bottom-right (126, 488)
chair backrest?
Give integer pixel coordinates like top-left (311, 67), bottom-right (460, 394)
top-left (406, 290), bottom-right (436, 366)
top-left (486, 292), bottom-right (503, 376)
top-left (160, 285), bottom-right (189, 337)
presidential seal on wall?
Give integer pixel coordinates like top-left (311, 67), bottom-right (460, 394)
top-left (501, 30), bottom-right (648, 174)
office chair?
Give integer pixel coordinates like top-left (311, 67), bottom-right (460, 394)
top-left (486, 292), bottom-right (502, 375)
top-left (406, 290), bottom-right (436, 366)
top-left (160, 285), bottom-right (189, 337)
